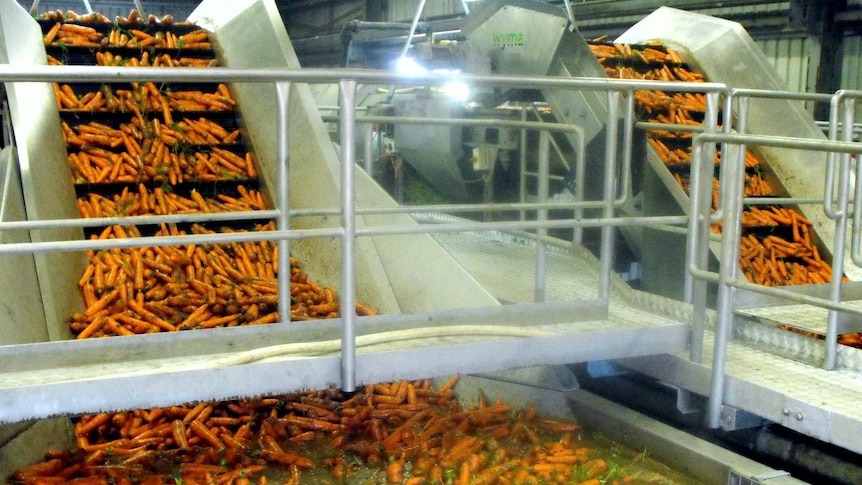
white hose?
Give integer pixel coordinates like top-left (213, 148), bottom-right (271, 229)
top-left (212, 324), bottom-right (554, 367)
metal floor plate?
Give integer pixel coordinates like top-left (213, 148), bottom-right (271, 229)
top-left (429, 228), bottom-right (695, 329)
top-left (736, 301), bottom-right (862, 335)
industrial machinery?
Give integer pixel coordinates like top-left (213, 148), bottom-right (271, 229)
top-left (305, 0), bottom-right (862, 480)
top-left (3, 0), bottom-right (862, 483)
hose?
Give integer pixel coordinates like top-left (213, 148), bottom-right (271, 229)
top-left (212, 324), bottom-right (554, 367)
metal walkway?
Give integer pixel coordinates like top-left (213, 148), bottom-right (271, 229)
top-left (428, 225), bottom-right (862, 457)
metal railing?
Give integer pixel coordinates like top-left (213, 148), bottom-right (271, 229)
top-left (10, 63), bottom-right (862, 433)
top-left (689, 86), bottom-right (862, 427)
top-left (0, 64), bottom-right (729, 422)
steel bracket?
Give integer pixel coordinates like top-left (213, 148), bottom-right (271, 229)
top-left (720, 404), bottom-right (765, 431)
top-left (779, 397), bottom-right (831, 441)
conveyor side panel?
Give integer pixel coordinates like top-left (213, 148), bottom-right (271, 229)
top-left (617, 7), bottom-right (842, 278)
top-left (190, 0), bottom-right (499, 314)
top-left (0, 0), bottom-right (86, 342)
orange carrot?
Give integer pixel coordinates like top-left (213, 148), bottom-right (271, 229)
top-left (188, 420), bottom-right (224, 450)
top-left (386, 457), bottom-right (405, 483)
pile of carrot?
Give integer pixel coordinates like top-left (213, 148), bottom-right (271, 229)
top-left (7, 377), bottom-right (641, 485)
top-left (53, 82), bottom-right (232, 114)
top-left (42, 22), bottom-right (104, 47)
top-left (63, 117), bottom-right (241, 151)
top-left (93, 51), bottom-right (218, 68)
top-left (41, 9), bottom-right (180, 26)
top-left (43, 11), bottom-right (207, 49)
top-left (66, 142), bottom-right (253, 185)
top-left (70, 219), bottom-right (377, 337)
top-left (589, 40), bottom-right (841, 288)
top-left (77, 184), bottom-right (265, 218)
top-left (41, 14), bottom-right (360, 332)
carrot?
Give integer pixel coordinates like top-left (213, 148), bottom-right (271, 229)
top-left (170, 419), bottom-right (189, 449)
top-left (575, 479), bottom-right (601, 485)
top-left (84, 288), bottom-right (120, 316)
top-left (76, 413), bottom-right (112, 436)
top-left (582, 458), bottom-right (608, 478)
top-left (261, 450), bottom-right (314, 469)
top-left (386, 457), bottom-right (405, 483)
top-left (12, 459), bottom-right (65, 479)
top-left (440, 375), bottom-right (460, 392)
top-left (189, 420), bottom-right (224, 450)
top-left (43, 22), bottom-right (62, 44)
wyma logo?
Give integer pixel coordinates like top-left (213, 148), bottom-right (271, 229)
top-left (492, 32), bottom-right (524, 47)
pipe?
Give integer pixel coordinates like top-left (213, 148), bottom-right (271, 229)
top-left (824, 97), bottom-right (855, 369)
top-left (536, 130), bottom-right (550, 302)
top-left (748, 427), bottom-right (862, 485)
top-left (386, 0), bottom-right (428, 102)
top-left (598, 91), bottom-right (619, 299)
top-left (133, 0), bottom-right (146, 19)
top-left (276, 82), bottom-right (292, 324)
top-left (399, 0), bottom-right (428, 61)
top-left (562, 0), bottom-right (574, 23)
top-left (339, 79), bottom-right (358, 392)
top-left (519, 107), bottom-right (528, 222)
top-left (706, 110), bottom-right (746, 429)
top-left (685, 91), bottom-right (721, 364)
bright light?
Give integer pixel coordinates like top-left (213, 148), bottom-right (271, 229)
top-left (395, 56), bottom-right (427, 76)
top-left (394, 58), bottom-right (470, 101)
top-left (442, 80), bottom-right (470, 101)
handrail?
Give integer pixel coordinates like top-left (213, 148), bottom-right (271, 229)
top-left (690, 131), bottom-right (862, 428)
top-left (0, 64), bottom-right (729, 92)
top-left (1, 65), bottom-right (725, 412)
top-left (9, 61), bottom-right (862, 429)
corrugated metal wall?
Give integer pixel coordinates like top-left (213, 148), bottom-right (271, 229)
top-left (283, 0), bottom-right (365, 39)
top-left (841, 34), bottom-right (862, 91)
top-left (387, 0), bottom-right (467, 21)
top-left (756, 37), bottom-right (811, 93)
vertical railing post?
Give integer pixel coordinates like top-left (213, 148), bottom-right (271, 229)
top-left (706, 131), bottom-right (746, 428)
top-left (685, 91), bottom-right (720, 364)
top-left (339, 79), bottom-right (358, 392)
top-left (519, 107), bottom-right (528, 222)
top-left (363, 122), bottom-right (374, 176)
top-left (599, 91), bottom-right (620, 300)
top-left (572, 125), bottom-right (585, 248)
top-left (275, 81), bottom-right (292, 324)
top-left (617, 90), bottom-right (634, 207)
top-left (825, 97), bottom-right (855, 369)
top-left (535, 130), bottom-right (550, 302)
